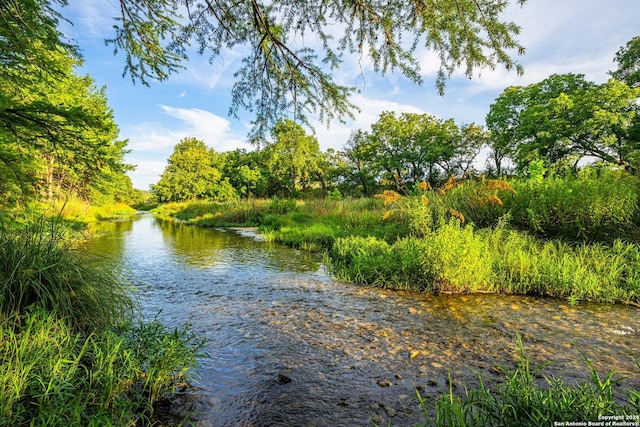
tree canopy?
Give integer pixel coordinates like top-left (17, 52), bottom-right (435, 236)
top-left (3, 0), bottom-right (527, 137)
top-left (152, 137), bottom-right (236, 202)
top-left (486, 73), bottom-right (640, 173)
top-left (610, 35), bottom-right (640, 88)
top-left (0, 0), bottom-right (136, 206)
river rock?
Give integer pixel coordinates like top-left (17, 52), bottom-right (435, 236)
top-left (277, 374), bottom-right (292, 384)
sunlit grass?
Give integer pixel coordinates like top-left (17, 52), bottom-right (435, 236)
top-left (0, 218), bottom-right (133, 330)
top-left (0, 219), bottom-right (206, 425)
top-left (329, 220), bottom-right (640, 305)
top-left (419, 334), bottom-right (640, 426)
top-left (0, 309), bottom-right (205, 426)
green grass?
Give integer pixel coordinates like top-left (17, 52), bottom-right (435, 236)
top-left (148, 170), bottom-right (640, 305)
top-left (420, 334), bottom-right (639, 426)
top-left (0, 217), bottom-right (133, 330)
top-left (0, 309), bottom-right (204, 426)
top-left (0, 219), bottom-right (206, 425)
top-left (329, 220), bottom-right (640, 304)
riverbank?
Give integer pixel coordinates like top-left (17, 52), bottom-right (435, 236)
top-left (0, 208), bottom-right (205, 425)
top-left (152, 172), bottom-right (640, 306)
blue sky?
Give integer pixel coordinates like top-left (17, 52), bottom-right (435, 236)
top-left (58, 1), bottom-right (640, 190)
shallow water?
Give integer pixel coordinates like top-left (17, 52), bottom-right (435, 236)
top-left (85, 214), bottom-right (640, 426)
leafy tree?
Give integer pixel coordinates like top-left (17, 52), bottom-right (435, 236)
top-left (440, 123), bottom-right (488, 176)
top-left (0, 38), bottom-right (132, 204)
top-left (341, 130), bottom-right (381, 196)
top-left (485, 84), bottom-right (527, 175)
top-left (368, 111), bottom-right (459, 189)
top-left (152, 137), bottom-right (236, 202)
top-left (10, 0), bottom-right (528, 136)
top-left (222, 149), bottom-right (268, 198)
top-left (263, 119), bottom-right (323, 196)
top-left (610, 35), bottom-right (640, 88)
top-left (486, 73), bottom-right (640, 172)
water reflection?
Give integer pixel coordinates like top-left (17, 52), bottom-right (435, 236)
top-left (85, 215), bottom-right (640, 426)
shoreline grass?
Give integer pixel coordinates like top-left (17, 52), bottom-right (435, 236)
top-left (150, 173), bottom-right (640, 306)
top-left (0, 217), bottom-right (206, 425)
top-left (412, 334), bottom-right (640, 427)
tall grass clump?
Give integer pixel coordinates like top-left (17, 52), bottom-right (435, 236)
top-left (0, 309), bottom-right (204, 426)
top-left (0, 218), bottom-right (132, 330)
top-left (329, 218), bottom-right (640, 304)
top-left (424, 334), bottom-right (639, 426)
top-left (506, 168), bottom-right (640, 242)
top-left (0, 218), bottom-right (206, 425)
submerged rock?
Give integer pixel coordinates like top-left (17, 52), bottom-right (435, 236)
top-left (277, 374), bottom-right (292, 384)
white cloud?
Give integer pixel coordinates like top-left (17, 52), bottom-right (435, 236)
top-left (62, 0), bottom-right (117, 39)
top-left (123, 105), bottom-right (251, 188)
top-left (126, 160), bottom-right (168, 191)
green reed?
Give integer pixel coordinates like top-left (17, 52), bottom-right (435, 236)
top-left (0, 218), bottom-right (206, 425)
top-left (0, 309), bottom-right (205, 426)
top-left (423, 334), bottom-right (639, 427)
top-left (329, 220), bottom-right (640, 305)
top-left (0, 217), bottom-right (133, 330)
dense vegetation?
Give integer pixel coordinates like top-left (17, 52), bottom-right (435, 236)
top-left (0, 220), bottom-right (204, 425)
top-left (0, 2), bottom-right (202, 424)
top-left (2, 1), bottom-right (639, 425)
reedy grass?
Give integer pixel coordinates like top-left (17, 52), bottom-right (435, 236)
top-left (0, 218), bottom-right (133, 330)
top-left (329, 220), bottom-right (640, 304)
top-left (0, 217), bottom-right (206, 425)
top-left (148, 172), bottom-right (640, 304)
top-left (0, 308), bottom-right (205, 427)
top-left (422, 334), bottom-right (639, 427)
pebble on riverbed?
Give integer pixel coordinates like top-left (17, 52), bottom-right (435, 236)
top-left (377, 378), bottom-right (393, 387)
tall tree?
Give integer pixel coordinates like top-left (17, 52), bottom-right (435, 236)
top-left (341, 130), bottom-right (381, 196)
top-left (263, 119), bottom-right (322, 196)
top-left (441, 123), bottom-right (488, 176)
top-left (486, 74), bottom-right (640, 172)
top-left (0, 40), bottom-right (132, 204)
top-left (368, 111), bottom-right (459, 189)
top-left (610, 35), bottom-right (640, 88)
top-left (152, 137), bottom-right (235, 202)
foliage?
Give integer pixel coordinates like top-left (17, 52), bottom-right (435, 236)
top-left (0, 308), bottom-right (204, 426)
top-left (0, 217), bottom-right (206, 425)
top-left (0, 9), bottom-right (134, 207)
top-left (88, 0), bottom-right (527, 136)
top-left (329, 218), bottom-right (640, 305)
top-left (425, 334), bottom-right (638, 426)
top-left (338, 112), bottom-right (488, 195)
top-left (263, 119), bottom-right (324, 196)
top-left (486, 73), bottom-right (640, 172)
top-left (0, 218), bottom-right (133, 330)
top-left (152, 137), bottom-right (237, 203)
top-left (611, 35), bottom-right (640, 88)
top-left (368, 111), bottom-right (460, 188)
top-left (505, 168), bottom-right (639, 241)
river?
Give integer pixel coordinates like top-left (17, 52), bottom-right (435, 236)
top-left (84, 214), bottom-right (639, 426)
